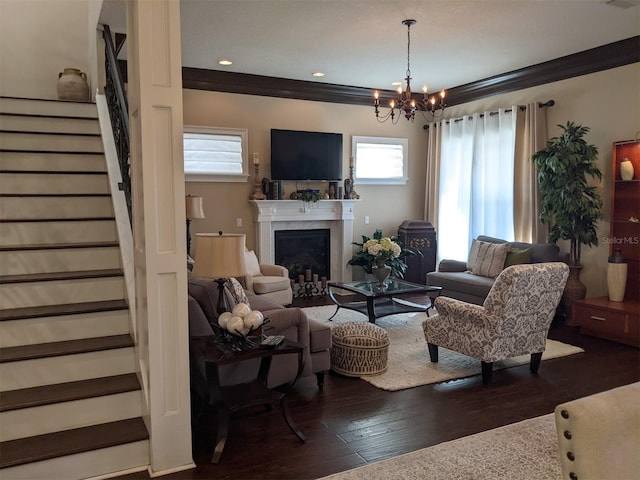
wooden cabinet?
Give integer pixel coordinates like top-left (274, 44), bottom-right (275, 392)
top-left (572, 297), bottom-right (639, 347)
top-left (571, 140), bottom-right (639, 347)
top-left (610, 140), bottom-right (639, 301)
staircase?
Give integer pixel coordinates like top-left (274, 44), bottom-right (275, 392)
top-left (0, 97), bottom-right (149, 479)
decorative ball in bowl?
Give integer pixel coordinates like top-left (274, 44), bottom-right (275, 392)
top-left (217, 303), bottom-right (264, 337)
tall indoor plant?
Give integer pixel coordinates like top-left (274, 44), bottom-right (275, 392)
top-left (532, 121), bottom-right (603, 305)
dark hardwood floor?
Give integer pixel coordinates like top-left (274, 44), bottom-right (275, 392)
top-left (118, 294), bottom-right (640, 480)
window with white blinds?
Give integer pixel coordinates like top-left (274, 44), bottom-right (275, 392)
top-left (183, 126), bottom-right (249, 182)
top-left (352, 136), bottom-right (408, 185)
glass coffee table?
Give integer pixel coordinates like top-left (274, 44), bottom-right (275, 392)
top-left (327, 279), bottom-right (442, 324)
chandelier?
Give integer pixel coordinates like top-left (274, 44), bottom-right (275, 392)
top-left (374, 19), bottom-right (446, 124)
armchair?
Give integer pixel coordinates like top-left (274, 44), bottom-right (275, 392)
top-left (240, 249), bottom-right (293, 306)
top-left (422, 262), bottom-right (569, 384)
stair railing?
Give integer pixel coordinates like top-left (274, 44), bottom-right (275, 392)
top-left (103, 24), bottom-right (132, 225)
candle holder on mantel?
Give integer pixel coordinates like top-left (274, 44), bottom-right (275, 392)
top-left (250, 153), bottom-right (267, 200)
top-left (345, 157), bottom-right (360, 199)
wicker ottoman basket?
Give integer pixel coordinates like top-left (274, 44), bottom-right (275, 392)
top-left (331, 322), bottom-right (390, 376)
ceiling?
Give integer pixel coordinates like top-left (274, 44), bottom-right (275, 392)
top-left (99, 0), bottom-right (639, 93)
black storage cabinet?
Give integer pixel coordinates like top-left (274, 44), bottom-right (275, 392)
top-left (397, 220), bottom-right (437, 284)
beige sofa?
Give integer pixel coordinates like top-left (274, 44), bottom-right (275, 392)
top-left (427, 235), bottom-right (569, 305)
top-left (555, 382), bottom-right (640, 480)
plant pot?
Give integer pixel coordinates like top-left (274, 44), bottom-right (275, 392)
top-left (561, 265), bottom-right (587, 316)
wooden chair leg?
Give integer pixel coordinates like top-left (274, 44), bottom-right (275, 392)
top-left (427, 343), bottom-right (439, 362)
top-left (481, 361), bottom-right (493, 385)
top-left (530, 352), bottom-right (543, 374)
top-left (315, 371), bottom-right (326, 391)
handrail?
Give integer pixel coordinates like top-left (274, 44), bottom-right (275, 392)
top-left (103, 24), bottom-right (132, 225)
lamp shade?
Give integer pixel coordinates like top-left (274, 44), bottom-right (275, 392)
top-left (185, 195), bottom-right (205, 219)
top-left (192, 233), bottom-right (248, 279)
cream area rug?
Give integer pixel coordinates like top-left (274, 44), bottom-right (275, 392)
top-left (317, 414), bottom-right (561, 480)
top-left (302, 305), bottom-right (584, 391)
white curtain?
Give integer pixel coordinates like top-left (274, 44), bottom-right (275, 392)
top-left (436, 109), bottom-right (517, 262)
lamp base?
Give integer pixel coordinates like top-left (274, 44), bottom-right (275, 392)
top-left (215, 278), bottom-right (230, 315)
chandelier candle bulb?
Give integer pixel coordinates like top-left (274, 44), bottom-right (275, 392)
top-left (252, 153), bottom-right (260, 165)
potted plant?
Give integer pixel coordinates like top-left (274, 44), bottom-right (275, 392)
top-left (532, 121), bottom-right (603, 307)
top-left (347, 229), bottom-right (421, 283)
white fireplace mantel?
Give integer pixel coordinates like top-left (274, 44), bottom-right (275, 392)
top-left (250, 200), bottom-right (358, 282)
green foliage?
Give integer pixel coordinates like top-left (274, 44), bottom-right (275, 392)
top-left (532, 121), bottom-right (603, 265)
top-left (299, 190), bottom-right (321, 204)
top-left (347, 229), bottom-right (422, 278)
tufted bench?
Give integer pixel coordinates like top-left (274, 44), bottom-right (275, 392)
top-left (330, 323), bottom-right (390, 376)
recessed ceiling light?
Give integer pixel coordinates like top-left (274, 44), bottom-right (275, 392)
top-left (312, 72), bottom-right (325, 78)
top-left (218, 59), bottom-right (233, 66)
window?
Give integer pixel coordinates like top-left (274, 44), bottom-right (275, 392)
top-left (183, 126), bottom-right (249, 182)
top-left (352, 136), bottom-right (408, 185)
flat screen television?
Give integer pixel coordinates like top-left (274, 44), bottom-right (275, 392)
top-left (270, 129), bottom-right (343, 181)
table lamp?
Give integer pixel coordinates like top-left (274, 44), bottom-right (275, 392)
top-left (192, 232), bottom-right (248, 315)
top-left (185, 195), bottom-right (205, 256)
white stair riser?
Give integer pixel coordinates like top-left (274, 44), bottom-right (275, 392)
top-left (0, 98), bottom-right (97, 118)
top-left (0, 392), bottom-right (142, 442)
top-left (0, 115), bottom-right (101, 135)
top-left (0, 348), bottom-right (136, 391)
top-left (0, 152), bottom-right (106, 172)
top-left (0, 220), bottom-right (118, 246)
top-left (0, 310), bottom-right (129, 348)
top-left (0, 440), bottom-right (149, 480)
top-left (0, 276), bottom-right (125, 309)
top-left (0, 172), bottom-right (109, 195)
top-left (0, 247), bottom-right (122, 275)
top-left (0, 132), bottom-right (103, 153)
top-left (0, 196), bottom-right (113, 220)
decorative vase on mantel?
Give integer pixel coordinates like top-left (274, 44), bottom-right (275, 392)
top-left (372, 259), bottom-right (391, 287)
top-left (607, 249), bottom-right (627, 302)
top-left (560, 265), bottom-right (587, 317)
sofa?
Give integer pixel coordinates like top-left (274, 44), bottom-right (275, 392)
top-left (187, 274), bottom-right (331, 415)
top-left (555, 382), bottom-right (640, 480)
top-left (426, 235), bottom-right (569, 305)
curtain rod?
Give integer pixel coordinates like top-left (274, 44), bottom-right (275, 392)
top-left (423, 100), bottom-right (555, 129)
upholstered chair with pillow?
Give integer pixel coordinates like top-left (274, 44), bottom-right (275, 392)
top-left (423, 262), bottom-right (569, 384)
top-left (241, 249), bottom-right (293, 306)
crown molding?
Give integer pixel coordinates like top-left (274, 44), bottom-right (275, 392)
top-left (120, 36), bottom-right (638, 108)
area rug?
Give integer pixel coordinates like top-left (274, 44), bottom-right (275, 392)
top-left (302, 305), bottom-right (584, 391)
top-left (317, 414), bottom-right (560, 480)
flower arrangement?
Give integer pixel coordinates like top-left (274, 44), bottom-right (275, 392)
top-left (347, 229), bottom-right (421, 278)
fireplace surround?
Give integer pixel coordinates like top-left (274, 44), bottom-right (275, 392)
top-left (250, 200), bottom-right (358, 282)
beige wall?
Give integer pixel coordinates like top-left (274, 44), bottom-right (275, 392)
top-left (184, 62), bottom-right (639, 296)
top-left (183, 90), bottom-right (428, 266)
top-left (0, 0), bottom-right (98, 99)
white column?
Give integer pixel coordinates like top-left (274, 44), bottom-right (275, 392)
top-left (127, 0), bottom-right (194, 475)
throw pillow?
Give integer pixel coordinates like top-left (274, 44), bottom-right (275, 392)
top-left (466, 239), bottom-right (481, 271)
top-left (225, 277), bottom-right (249, 305)
top-left (504, 247), bottom-right (532, 268)
top-left (245, 250), bottom-right (262, 277)
top-left (471, 241), bottom-right (510, 278)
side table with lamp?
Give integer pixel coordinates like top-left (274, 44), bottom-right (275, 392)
top-left (185, 194), bottom-right (205, 258)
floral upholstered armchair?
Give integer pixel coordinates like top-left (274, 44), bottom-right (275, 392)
top-left (422, 262), bottom-right (569, 384)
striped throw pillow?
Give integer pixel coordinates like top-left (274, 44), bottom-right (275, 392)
top-left (471, 241), bottom-right (510, 277)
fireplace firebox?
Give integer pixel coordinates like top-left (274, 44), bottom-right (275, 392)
top-left (275, 229), bottom-right (330, 280)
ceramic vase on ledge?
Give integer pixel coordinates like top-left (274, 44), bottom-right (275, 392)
top-left (620, 159), bottom-right (634, 181)
top-left (57, 68), bottom-right (90, 101)
top-left (607, 249), bottom-right (627, 302)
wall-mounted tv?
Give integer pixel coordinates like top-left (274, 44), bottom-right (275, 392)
top-left (270, 129), bottom-right (343, 182)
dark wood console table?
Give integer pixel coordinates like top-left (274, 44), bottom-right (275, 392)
top-left (205, 339), bottom-right (306, 463)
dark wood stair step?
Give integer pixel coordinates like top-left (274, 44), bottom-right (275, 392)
top-left (0, 170), bottom-right (107, 175)
top-left (0, 299), bottom-right (128, 321)
top-left (0, 334), bottom-right (133, 363)
top-left (0, 130), bottom-right (101, 138)
top-left (0, 112), bottom-right (98, 121)
top-left (0, 373), bottom-right (140, 412)
top-left (0, 417), bottom-right (148, 469)
top-left (0, 268), bottom-right (123, 284)
top-left (0, 241), bottom-right (119, 252)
